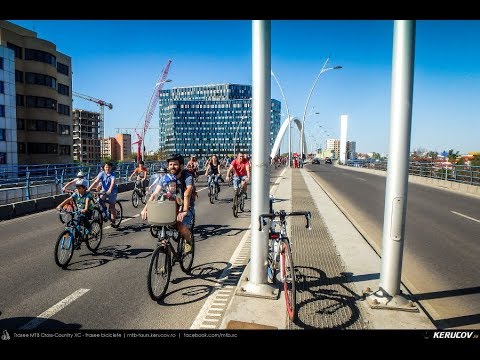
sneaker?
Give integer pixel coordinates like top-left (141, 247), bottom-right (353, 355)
top-left (243, 192), bottom-right (247, 200)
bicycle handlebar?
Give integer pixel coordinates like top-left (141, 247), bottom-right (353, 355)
top-left (258, 210), bottom-right (311, 231)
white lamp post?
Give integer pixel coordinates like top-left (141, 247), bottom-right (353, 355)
top-left (233, 115), bottom-right (248, 155)
top-left (300, 57), bottom-right (342, 159)
top-left (271, 70), bottom-right (292, 167)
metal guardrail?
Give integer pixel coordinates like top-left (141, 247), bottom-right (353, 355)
top-left (345, 160), bottom-right (480, 187)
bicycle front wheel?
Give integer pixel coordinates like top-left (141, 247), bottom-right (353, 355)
top-left (59, 203), bottom-right (74, 224)
top-left (86, 220), bottom-right (103, 253)
top-left (147, 246), bottom-right (171, 301)
top-left (281, 239), bottom-right (296, 320)
top-left (209, 184), bottom-right (215, 204)
top-left (180, 233), bottom-right (195, 274)
top-left (233, 194), bottom-right (238, 217)
top-left (132, 190), bottom-right (139, 208)
top-left (55, 230), bottom-right (74, 268)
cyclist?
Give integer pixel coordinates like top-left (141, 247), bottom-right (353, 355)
top-left (141, 154), bottom-right (195, 253)
top-left (62, 171), bottom-right (88, 193)
top-left (147, 167), bottom-right (167, 194)
top-left (56, 179), bottom-right (94, 247)
top-left (225, 151), bottom-right (250, 199)
top-left (129, 160), bottom-right (148, 195)
top-left (206, 154), bottom-right (222, 195)
top-left (186, 155), bottom-right (199, 180)
top-left (87, 162), bottom-right (118, 226)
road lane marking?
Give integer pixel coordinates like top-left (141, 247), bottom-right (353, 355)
top-left (20, 288), bottom-right (90, 330)
top-left (355, 177), bottom-right (367, 181)
top-left (451, 211), bottom-right (480, 224)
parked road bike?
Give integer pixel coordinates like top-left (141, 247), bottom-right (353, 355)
top-left (132, 176), bottom-right (147, 208)
top-left (91, 190), bottom-right (123, 228)
top-left (147, 224), bottom-right (195, 301)
top-left (259, 198), bottom-right (311, 321)
top-left (55, 210), bottom-right (103, 268)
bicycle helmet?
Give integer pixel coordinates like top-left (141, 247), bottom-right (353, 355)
top-left (166, 153), bottom-right (184, 165)
top-left (77, 171), bottom-right (84, 177)
top-left (158, 167), bottom-right (167, 174)
top-left (75, 179), bottom-right (88, 188)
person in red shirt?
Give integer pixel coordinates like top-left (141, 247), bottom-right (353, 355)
top-left (225, 152), bottom-right (251, 199)
top-left (129, 161), bottom-right (148, 195)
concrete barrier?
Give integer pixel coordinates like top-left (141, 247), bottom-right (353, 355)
top-left (35, 196), bottom-right (55, 211)
top-left (13, 200), bottom-right (37, 217)
top-left (0, 204), bottom-right (15, 220)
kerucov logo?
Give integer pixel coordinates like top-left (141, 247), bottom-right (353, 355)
top-left (432, 331), bottom-right (479, 339)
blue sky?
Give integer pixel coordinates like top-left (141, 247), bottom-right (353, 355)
top-left (9, 20), bottom-right (480, 155)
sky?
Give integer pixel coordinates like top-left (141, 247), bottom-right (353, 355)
top-left (8, 20), bottom-right (480, 155)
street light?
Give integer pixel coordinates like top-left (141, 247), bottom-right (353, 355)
top-left (271, 70), bottom-right (292, 167)
top-left (233, 115), bottom-right (248, 155)
top-left (141, 78), bottom-right (172, 161)
top-left (300, 57), bottom-right (342, 159)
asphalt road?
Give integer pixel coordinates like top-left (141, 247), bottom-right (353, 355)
top-left (0, 168), bottom-right (283, 330)
top-left (305, 163), bottom-right (480, 329)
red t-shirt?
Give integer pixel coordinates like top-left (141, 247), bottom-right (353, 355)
top-left (231, 159), bottom-right (249, 177)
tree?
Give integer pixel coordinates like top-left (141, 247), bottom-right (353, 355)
top-left (448, 149), bottom-right (459, 163)
top-left (470, 155), bottom-right (480, 167)
top-left (427, 151), bottom-right (438, 160)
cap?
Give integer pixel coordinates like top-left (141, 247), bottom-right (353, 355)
top-left (75, 179), bottom-right (88, 188)
top-left (77, 171), bottom-right (84, 177)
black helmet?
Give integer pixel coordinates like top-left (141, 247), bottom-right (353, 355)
top-left (166, 153), bottom-right (184, 165)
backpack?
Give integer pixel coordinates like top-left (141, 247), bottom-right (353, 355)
top-left (178, 170), bottom-right (198, 202)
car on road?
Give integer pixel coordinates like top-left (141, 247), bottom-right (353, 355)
top-left (325, 158), bottom-right (332, 164)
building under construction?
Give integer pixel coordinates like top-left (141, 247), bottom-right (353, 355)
top-left (72, 109), bottom-right (101, 164)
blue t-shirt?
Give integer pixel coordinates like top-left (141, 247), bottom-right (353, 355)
top-left (97, 171), bottom-right (118, 193)
top-left (176, 171), bottom-right (195, 207)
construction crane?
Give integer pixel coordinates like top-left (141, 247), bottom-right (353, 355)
top-left (72, 91), bottom-right (113, 159)
top-left (133, 59), bottom-right (172, 162)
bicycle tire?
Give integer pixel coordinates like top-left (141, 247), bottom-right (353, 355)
top-left (141, 190), bottom-right (147, 204)
top-left (233, 194), bottom-right (238, 217)
top-left (147, 245), bottom-right (171, 301)
top-left (267, 240), bottom-right (277, 284)
top-left (92, 207), bottom-right (103, 224)
top-left (281, 239), bottom-right (296, 320)
top-left (54, 230), bottom-right (74, 268)
top-left (86, 220), bottom-right (103, 253)
top-left (111, 201), bottom-right (123, 228)
top-left (59, 203), bottom-right (74, 224)
top-left (132, 190), bottom-right (139, 208)
top-left (209, 183), bottom-right (215, 204)
top-left (239, 193), bottom-right (245, 212)
top-left (179, 232), bottom-right (195, 274)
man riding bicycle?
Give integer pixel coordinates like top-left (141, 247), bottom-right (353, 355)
top-left (225, 151), bottom-right (250, 199)
top-left (129, 161), bottom-right (148, 195)
top-left (87, 162), bottom-right (118, 226)
top-left (141, 154), bottom-right (195, 253)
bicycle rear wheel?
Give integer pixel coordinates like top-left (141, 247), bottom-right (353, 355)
top-left (132, 190), bottom-right (139, 208)
top-left (180, 233), bottom-right (195, 274)
top-left (209, 183), bottom-right (215, 204)
top-left (281, 239), bottom-right (296, 320)
top-left (111, 201), bottom-right (123, 228)
top-left (55, 230), bottom-right (74, 268)
top-left (147, 246), bottom-right (171, 301)
top-left (86, 220), bottom-right (103, 253)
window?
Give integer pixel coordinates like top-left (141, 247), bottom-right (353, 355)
top-left (7, 43), bottom-right (22, 59)
top-left (0, 81), bottom-right (4, 94)
top-left (17, 118), bottom-right (24, 130)
top-left (15, 70), bottom-right (23, 83)
top-left (26, 96), bottom-right (57, 110)
top-left (0, 129), bottom-right (5, 141)
top-left (58, 83), bottom-right (69, 96)
top-left (25, 72), bottom-right (57, 89)
top-left (0, 57), bottom-right (3, 69)
top-left (58, 124), bottom-right (70, 135)
top-left (0, 105), bottom-right (5, 117)
top-left (18, 143), bottom-right (25, 153)
top-left (57, 62), bottom-right (69, 76)
top-left (16, 94), bottom-right (24, 106)
top-left (60, 145), bottom-right (70, 155)
top-left (0, 152), bottom-right (6, 164)
top-left (58, 104), bottom-right (70, 116)
top-left (25, 48), bottom-right (56, 66)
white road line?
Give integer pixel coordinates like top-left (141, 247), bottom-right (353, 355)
top-left (355, 177), bottom-right (367, 181)
top-left (133, 214), bottom-right (140, 217)
top-left (20, 288), bottom-right (90, 330)
top-left (197, 186), bottom-right (208, 192)
top-left (451, 211), bottom-right (480, 224)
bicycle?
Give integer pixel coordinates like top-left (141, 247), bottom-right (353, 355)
top-left (208, 175), bottom-right (220, 204)
top-left (58, 189), bottom-right (76, 224)
top-left (259, 205), bottom-right (311, 321)
top-left (232, 186), bottom-right (246, 217)
top-left (91, 190), bottom-right (123, 228)
top-left (54, 210), bottom-right (103, 268)
top-left (132, 177), bottom-right (147, 208)
top-left (147, 223), bottom-right (195, 301)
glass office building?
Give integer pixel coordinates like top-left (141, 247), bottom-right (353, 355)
top-left (158, 84), bottom-right (281, 159)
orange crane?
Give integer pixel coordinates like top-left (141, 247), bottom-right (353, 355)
top-left (133, 59), bottom-right (172, 162)
top-left (72, 91), bottom-right (113, 159)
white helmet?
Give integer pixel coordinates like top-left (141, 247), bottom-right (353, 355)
top-left (75, 179), bottom-right (88, 188)
top-left (77, 171), bottom-right (85, 177)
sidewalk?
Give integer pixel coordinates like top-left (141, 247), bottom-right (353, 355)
top-left (217, 167), bottom-right (435, 330)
